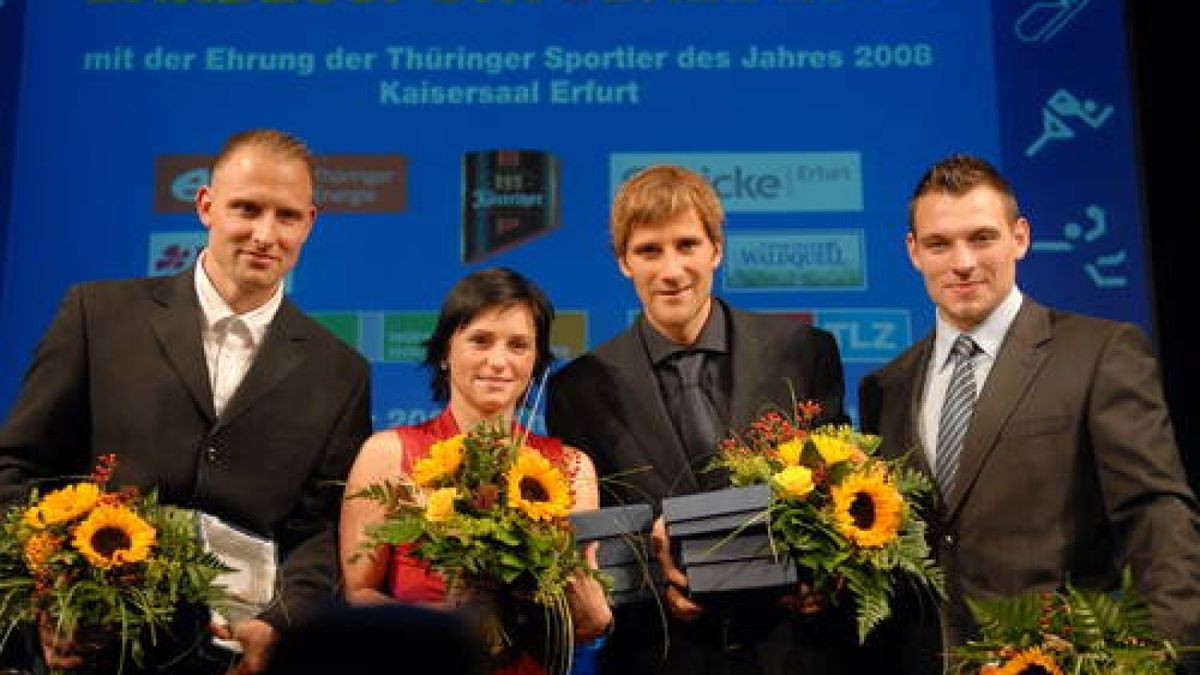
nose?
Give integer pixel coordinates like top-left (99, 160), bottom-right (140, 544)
top-left (483, 346), bottom-right (507, 369)
top-left (661, 248), bottom-right (685, 279)
top-left (949, 242), bottom-right (976, 271)
top-left (250, 214), bottom-right (279, 246)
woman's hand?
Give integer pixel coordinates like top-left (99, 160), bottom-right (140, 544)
top-left (565, 557), bottom-right (613, 642)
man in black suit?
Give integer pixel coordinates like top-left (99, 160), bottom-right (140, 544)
top-left (0, 129), bottom-right (372, 673)
top-left (859, 154), bottom-right (1200, 672)
top-left (547, 165), bottom-right (853, 674)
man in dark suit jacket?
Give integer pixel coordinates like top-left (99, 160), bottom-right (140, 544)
top-left (548, 165), bottom-right (855, 675)
top-left (859, 154), bottom-right (1200, 673)
top-left (0, 129), bottom-right (372, 674)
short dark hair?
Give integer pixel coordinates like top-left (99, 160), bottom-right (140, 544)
top-left (212, 128), bottom-right (317, 190)
top-left (424, 267), bottom-right (555, 403)
top-left (908, 153), bottom-right (1020, 231)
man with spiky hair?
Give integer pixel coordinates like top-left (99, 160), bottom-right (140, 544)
top-left (860, 153), bottom-right (1200, 673)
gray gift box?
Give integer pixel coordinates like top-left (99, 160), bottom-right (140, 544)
top-left (685, 556), bottom-right (798, 598)
top-left (661, 485), bottom-right (771, 539)
top-left (679, 532), bottom-right (777, 566)
top-left (570, 504), bottom-right (660, 606)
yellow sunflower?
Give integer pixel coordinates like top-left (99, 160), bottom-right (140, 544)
top-left (830, 469), bottom-right (904, 548)
top-left (810, 434), bottom-right (852, 465)
top-left (996, 647), bottom-right (1062, 675)
top-left (71, 503), bottom-right (156, 569)
top-left (412, 434), bottom-right (465, 486)
top-left (506, 451), bottom-right (572, 522)
top-left (425, 487), bottom-right (458, 523)
top-left (773, 465), bottom-right (815, 499)
top-left (776, 438), bottom-right (804, 466)
top-left (24, 482), bottom-right (101, 528)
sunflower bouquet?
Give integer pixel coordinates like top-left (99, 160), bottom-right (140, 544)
top-left (708, 401), bottom-right (944, 642)
top-left (0, 454), bottom-right (229, 673)
top-left (952, 569), bottom-right (1192, 675)
top-left (353, 419), bottom-right (603, 674)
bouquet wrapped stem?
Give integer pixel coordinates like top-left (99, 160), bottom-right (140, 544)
top-left (352, 419), bottom-right (608, 675)
top-left (708, 401), bottom-right (944, 642)
top-left (0, 454), bottom-right (229, 673)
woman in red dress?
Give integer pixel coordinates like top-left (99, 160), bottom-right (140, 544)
top-left (340, 268), bottom-right (612, 674)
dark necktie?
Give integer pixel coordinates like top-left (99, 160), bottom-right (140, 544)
top-left (935, 334), bottom-right (981, 496)
top-left (670, 350), bottom-right (723, 467)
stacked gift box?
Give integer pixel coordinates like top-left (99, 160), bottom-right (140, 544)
top-left (570, 503), bottom-right (661, 606)
top-left (661, 484), bottom-right (796, 603)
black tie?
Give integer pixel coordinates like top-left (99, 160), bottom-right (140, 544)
top-left (670, 351), bottom-right (723, 468)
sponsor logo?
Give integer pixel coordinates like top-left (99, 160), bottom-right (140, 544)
top-left (316, 155), bottom-right (407, 213)
top-left (153, 154), bottom-right (408, 213)
top-left (310, 309), bottom-right (587, 365)
top-left (148, 232), bottom-right (206, 276)
top-left (550, 311), bottom-right (588, 361)
top-left (462, 149), bottom-right (560, 263)
top-left (812, 309), bottom-right (911, 363)
top-left (154, 156), bottom-right (211, 213)
top-left (610, 152), bottom-right (862, 213)
top-left (762, 308), bottom-right (910, 362)
top-left (724, 231), bottom-right (865, 291)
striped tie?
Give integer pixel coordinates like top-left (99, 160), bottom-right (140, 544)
top-left (935, 334), bottom-right (980, 496)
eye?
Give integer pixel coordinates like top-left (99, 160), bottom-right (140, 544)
top-left (631, 243), bottom-right (661, 259)
top-left (232, 202), bottom-right (261, 218)
top-left (467, 332), bottom-right (493, 348)
top-left (508, 337), bottom-right (533, 353)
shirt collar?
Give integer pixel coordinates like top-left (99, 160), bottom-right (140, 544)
top-left (641, 298), bottom-right (730, 366)
top-left (934, 285), bottom-right (1023, 370)
top-left (193, 250), bottom-right (284, 345)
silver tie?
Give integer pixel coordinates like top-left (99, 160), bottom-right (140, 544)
top-left (935, 335), bottom-right (980, 496)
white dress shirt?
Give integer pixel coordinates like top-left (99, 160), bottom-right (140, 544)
top-left (918, 286), bottom-right (1023, 471)
top-left (194, 251), bottom-right (283, 417)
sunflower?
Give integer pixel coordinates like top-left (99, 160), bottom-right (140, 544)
top-left (506, 451), bottom-right (572, 522)
top-left (773, 465), bottom-right (815, 499)
top-left (776, 438), bottom-right (804, 466)
top-left (24, 482), bottom-right (101, 528)
top-left (830, 469), bottom-right (904, 548)
top-left (995, 647), bottom-right (1062, 675)
top-left (425, 487), bottom-right (459, 523)
top-left (810, 434), bottom-right (852, 465)
top-left (412, 434), bottom-right (465, 487)
top-left (71, 503), bottom-right (156, 569)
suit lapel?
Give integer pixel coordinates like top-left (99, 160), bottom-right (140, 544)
top-left (606, 326), bottom-right (701, 496)
top-left (149, 270), bottom-right (217, 424)
top-left (903, 339), bottom-right (935, 478)
top-left (217, 300), bottom-right (306, 430)
top-left (943, 300), bottom-right (1052, 518)
top-left (729, 307), bottom-right (766, 428)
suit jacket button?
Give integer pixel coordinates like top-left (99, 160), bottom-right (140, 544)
top-left (942, 534), bottom-right (955, 548)
top-left (204, 447), bottom-right (219, 463)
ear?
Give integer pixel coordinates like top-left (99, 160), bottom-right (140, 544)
top-left (617, 253), bottom-right (633, 279)
top-left (297, 206), bottom-right (318, 244)
top-left (1012, 216), bottom-right (1031, 260)
top-left (711, 240), bottom-right (723, 268)
top-left (195, 185), bottom-right (214, 229)
top-left (905, 230), bottom-right (921, 271)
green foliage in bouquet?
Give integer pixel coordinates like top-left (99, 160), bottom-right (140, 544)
top-left (352, 420), bottom-right (605, 674)
top-left (711, 400), bottom-right (944, 642)
top-left (952, 569), bottom-right (1193, 675)
top-left (0, 454), bottom-right (230, 673)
